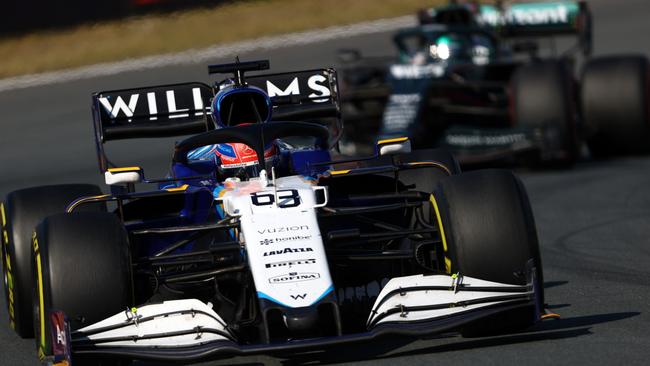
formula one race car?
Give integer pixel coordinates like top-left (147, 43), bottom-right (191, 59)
top-left (340, 1), bottom-right (650, 165)
top-left (1, 60), bottom-right (544, 365)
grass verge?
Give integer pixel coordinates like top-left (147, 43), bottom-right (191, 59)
top-left (0, 0), bottom-right (441, 78)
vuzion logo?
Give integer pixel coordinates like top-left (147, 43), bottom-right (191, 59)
top-left (258, 224), bottom-right (309, 235)
top-left (269, 272), bottom-right (320, 284)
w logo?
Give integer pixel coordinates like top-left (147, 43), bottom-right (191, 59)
top-left (290, 294), bottom-right (307, 300)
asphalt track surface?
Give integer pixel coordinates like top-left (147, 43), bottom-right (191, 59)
top-left (1, 0), bottom-right (650, 365)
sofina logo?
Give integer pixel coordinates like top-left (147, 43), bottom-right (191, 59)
top-left (269, 272), bottom-right (320, 284)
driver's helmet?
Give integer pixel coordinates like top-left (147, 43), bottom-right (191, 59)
top-left (187, 84), bottom-right (277, 179)
top-left (213, 142), bottom-right (277, 179)
top-left (429, 34), bottom-right (494, 65)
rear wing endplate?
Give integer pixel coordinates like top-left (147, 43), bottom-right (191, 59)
top-left (91, 68), bottom-right (341, 173)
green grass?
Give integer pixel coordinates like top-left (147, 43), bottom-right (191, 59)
top-left (0, 0), bottom-right (441, 78)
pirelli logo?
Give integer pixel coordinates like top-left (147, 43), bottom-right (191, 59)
top-left (265, 259), bottom-right (316, 268)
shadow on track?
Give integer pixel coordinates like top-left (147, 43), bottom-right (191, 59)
top-left (544, 280), bottom-right (569, 289)
top-left (279, 312), bottom-right (639, 365)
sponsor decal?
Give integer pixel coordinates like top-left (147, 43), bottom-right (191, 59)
top-left (257, 224), bottom-right (309, 235)
top-left (219, 159), bottom-right (258, 169)
top-left (382, 93), bottom-right (422, 132)
top-left (480, 3), bottom-right (573, 27)
top-left (290, 293), bottom-right (307, 300)
top-left (265, 258), bottom-right (316, 268)
top-left (265, 75), bottom-right (331, 102)
top-left (389, 64), bottom-right (444, 80)
top-left (259, 235), bottom-right (312, 245)
top-left (99, 87), bottom-right (208, 121)
top-left (269, 272), bottom-right (320, 284)
top-left (263, 247), bottom-right (314, 256)
top-left (445, 133), bottom-right (528, 147)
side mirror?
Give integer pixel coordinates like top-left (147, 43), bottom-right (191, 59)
top-left (376, 137), bottom-right (411, 156)
top-left (104, 167), bottom-right (143, 185)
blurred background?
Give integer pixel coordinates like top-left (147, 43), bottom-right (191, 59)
top-left (0, 0), bottom-right (223, 33)
top-left (0, 0), bottom-right (436, 78)
top-left (2, 1), bottom-right (650, 366)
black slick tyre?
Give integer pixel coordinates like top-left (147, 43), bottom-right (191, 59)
top-left (581, 55), bottom-right (650, 156)
top-left (432, 169), bottom-right (543, 335)
top-left (511, 61), bottom-right (578, 165)
top-left (32, 212), bottom-right (131, 364)
top-left (1, 184), bottom-right (105, 338)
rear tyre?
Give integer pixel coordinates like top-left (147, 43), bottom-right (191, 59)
top-left (1, 184), bottom-right (104, 338)
top-left (432, 170), bottom-right (543, 335)
top-left (581, 55), bottom-right (650, 156)
top-left (511, 61), bottom-right (578, 166)
top-left (32, 212), bottom-right (130, 364)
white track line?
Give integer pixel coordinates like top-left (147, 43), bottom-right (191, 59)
top-left (0, 16), bottom-right (414, 93)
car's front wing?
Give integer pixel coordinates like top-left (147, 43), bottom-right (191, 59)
top-left (45, 272), bottom-right (539, 365)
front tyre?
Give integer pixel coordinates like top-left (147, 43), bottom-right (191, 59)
top-left (432, 169), bottom-right (543, 335)
top-left (32, 212), bottom-right (131, 364)
top-left (1, 184), bottom-right (104, 338)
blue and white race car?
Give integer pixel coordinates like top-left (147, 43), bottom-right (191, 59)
top-left (2, 60), bottom-right (546, 365)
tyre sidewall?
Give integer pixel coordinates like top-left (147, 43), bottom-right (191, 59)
top-left (2, 184), bottom-right (104, 338)
top-left (512, 61), bottom-right (578, 164)
top-left (32, 212), bottom-right (131, 359)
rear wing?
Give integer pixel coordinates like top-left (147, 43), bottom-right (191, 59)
top-left (419, 1), bottom-right (592, 55)
top-left (478, 1), bottom-right (591, 37)
top-left (248, 68), bottom-right (342, 147)
top-left (92, 82), bottom-right (215, 172)
top-left (91, 68), bottom-right (341, 173)
top-left (248, 68), bottom-right (341, 124)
